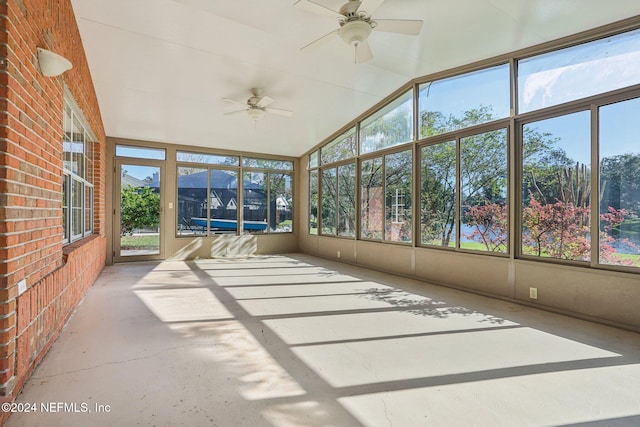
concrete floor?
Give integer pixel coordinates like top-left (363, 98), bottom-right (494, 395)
top-left (6, 254), bottom-right (640, 427)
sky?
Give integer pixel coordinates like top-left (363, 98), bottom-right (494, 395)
top-left (118, 29), bottom-right (640, 178)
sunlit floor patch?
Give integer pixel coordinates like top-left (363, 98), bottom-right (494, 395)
top-left (212, 272), bottom-right (362, 287)
top-left (262, 400), bottom-right (361, 427)
top-left (197, 266), bottom-right (337, 277)
top-left (237, 291), bottom-right (433, 317)
top-left (293, 327), bottom-right (620, 387)
top-left (134, 288), bottom-right (234, 322)
top-left (264, 309), bottom-right (515, 345)
top-left (338, 364), bottom-right (640, 427)
top-left (226, 281), bottom-right (394, 299)
top-left (168, 320), bottom-right (306, 401)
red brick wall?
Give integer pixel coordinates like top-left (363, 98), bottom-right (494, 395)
top-left (0, 0), bottom-right (106, 412)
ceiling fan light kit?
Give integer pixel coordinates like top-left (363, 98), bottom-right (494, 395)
top-left (339, 19), bottom-right (373, 46)
top-left (297, 0), bottom-right (423, 63)
top-left (247, 108), bottom-right (265, 121)
top-left (222, 88), bottom-right (293, 121)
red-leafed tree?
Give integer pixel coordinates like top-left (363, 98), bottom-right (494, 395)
top-left (464, 202), bottom-right (508, 252)
top-left (522, 197), bottom-right (590, 260)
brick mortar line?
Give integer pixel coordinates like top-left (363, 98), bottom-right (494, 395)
top-left (0, 117), bottom-right (64, 153)
top-left (5, 17), bottom-right (65, 118)
top-left (14, 255), bottom-right (103, 334)
top-left (0, 69), bottom-right (64, 133)
top-left (0, 207), bottom-right (60, 214)
top-left (0, 248), bottom-right (62, 265)
top-left (0, 236), bottom-right (102, 277)
top-left (0, 234), bottom-right (61, 244)
top-left (0, 249), bottom-right (62, 270)
top-left (3, 71), bottom-right (63, 131)
top-left (0, 190), bottom-right (61, 199)
top-left (0, 227), bottom-right (61, 237)
top-left (0, 218), bottom-right (59, 223)
top-left (0, 145), bottom-right (64, 174)
top-left (0, 168), bottom-right (63, 182)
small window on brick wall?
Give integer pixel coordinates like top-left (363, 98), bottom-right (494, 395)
top-left (63, 93), bottom-right (95, 244)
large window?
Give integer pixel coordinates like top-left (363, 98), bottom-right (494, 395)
top-left (521, 112), bottom-right (590, 261)
top-left (63, 94), bottom-right (95, 244)
top-left (338, 163), bottom-right (356, 237)
top-left (177, 153), bottom-right (293, 236)
top-left (177, 167), bottom-right (208, 236)
top-left (309, 170), bottom-right (318, 235)
top-left (460, 129), bottom-right (508, 253)
top-left (242, 168), bottom-right (293, 234)
top-left (360, 157), bottom-right (384, 239)
top-left (320, 163), bottom-right (356, 237)
top-left (360, 89), bottom-right (413, 154)
top-left (116, 145), bottom-right (165, 160)
top-left (385, 150), bottom-right (412, 243)
top-left (360, 151), bottom-right (412, 242)
top-left (312, 23), bottom-right (640, 272)
top-left (309, 151), bottom-right (319, 169)
top-left (268, 172), bottom-right (293, 233)
top-left (419, 64), bottom-right (510, 138)
top-left (419, 129), bottom-right (508, 253)
top-left (321, 168), bottom-right (337, 235)
top-left (420, 140), bottom-right (456, 247)
top-left (176, 166), bottom-right (238, 236)
top-left (322, 128), bottom-right (357, 165)
top-left (243, 171), bottom-right (267, 234)
top-left (177, 151), bottom-right (238, 166)
top-left (598, 97), bottom-right (640, 267)
top-left (243, 157), bottom-right (294, 170)
top-left (518, 28), bottom-right (640, 113)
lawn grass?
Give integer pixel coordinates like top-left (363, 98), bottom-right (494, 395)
top-left (120, 235), bottom-right (159, 249)
top-left (606, 252), bottom-right (640, 266)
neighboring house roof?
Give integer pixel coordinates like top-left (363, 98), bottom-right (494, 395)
top-left (169, 170), bottom-right (264, 191)
top-left (122, 173), bottom-right (149, 188)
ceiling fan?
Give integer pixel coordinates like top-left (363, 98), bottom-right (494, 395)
top-left (222, 88), bottom-right (293, 120)
top-left (295, 0), bottom-right (423, 63)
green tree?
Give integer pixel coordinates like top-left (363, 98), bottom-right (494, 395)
top-left (421, 141), bottom-right (456, 246)
top-left (120, 185), bottom-right (160, 235)
top-left (419, 107), bottom-right (509, 247)
top-left (321, 168), bottom-right (338, 234)
top-left (337, 163), bottom-right (357, 237)
top-left (600, 154), bottom-right (640, 215)
top-left (385, 150), bottom-right (413, 242)
top-left (419, 106), bottom-right (560, 248)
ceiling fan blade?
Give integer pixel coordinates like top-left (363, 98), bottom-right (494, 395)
top-left (222, 98), bottom-right (247, 106)
top-left (224, 109), bottom-right (248, 116)
top-left (355, 40), bottom-right (373, 63)
top-left (358, 0), bottom-right (385, 14)
top-left (265, 108), bottom-right (293, 117)
top-left (257, 96), bottom-right (275, 108)
top-left (374, 19), bottom-right (423, 35)
top-left (294, 0), bottom-right (343, 19)
top-left (301, 29), bottom-right (339, 52)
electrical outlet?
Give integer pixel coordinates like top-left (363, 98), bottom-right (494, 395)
top-left (529, 287), bottom-right (538, 300)
top-left (337, 251), bottom-right (341, 258)
top-left (18, 279), bottom-right (27, 296)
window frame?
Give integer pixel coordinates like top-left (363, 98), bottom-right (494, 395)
top-left (63, 91), bottom-right (96, 245)
top-left (307, 22), bottom-right (640, 272)
top-left (176, 154), bottom-right (295, 237)
top-left (417, 121), bottom-right (510, 255)
top-left (318, 160), bottom-right (357, 238)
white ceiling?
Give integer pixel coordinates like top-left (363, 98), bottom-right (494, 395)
top-left (70, 0), bottom-right (640, 157)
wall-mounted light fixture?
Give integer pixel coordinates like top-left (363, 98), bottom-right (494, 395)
top-left (37, 47), bottom-right (72, 77)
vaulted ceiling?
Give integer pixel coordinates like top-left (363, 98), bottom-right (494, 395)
top-left (70, 0), bottom-right (640, 157)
